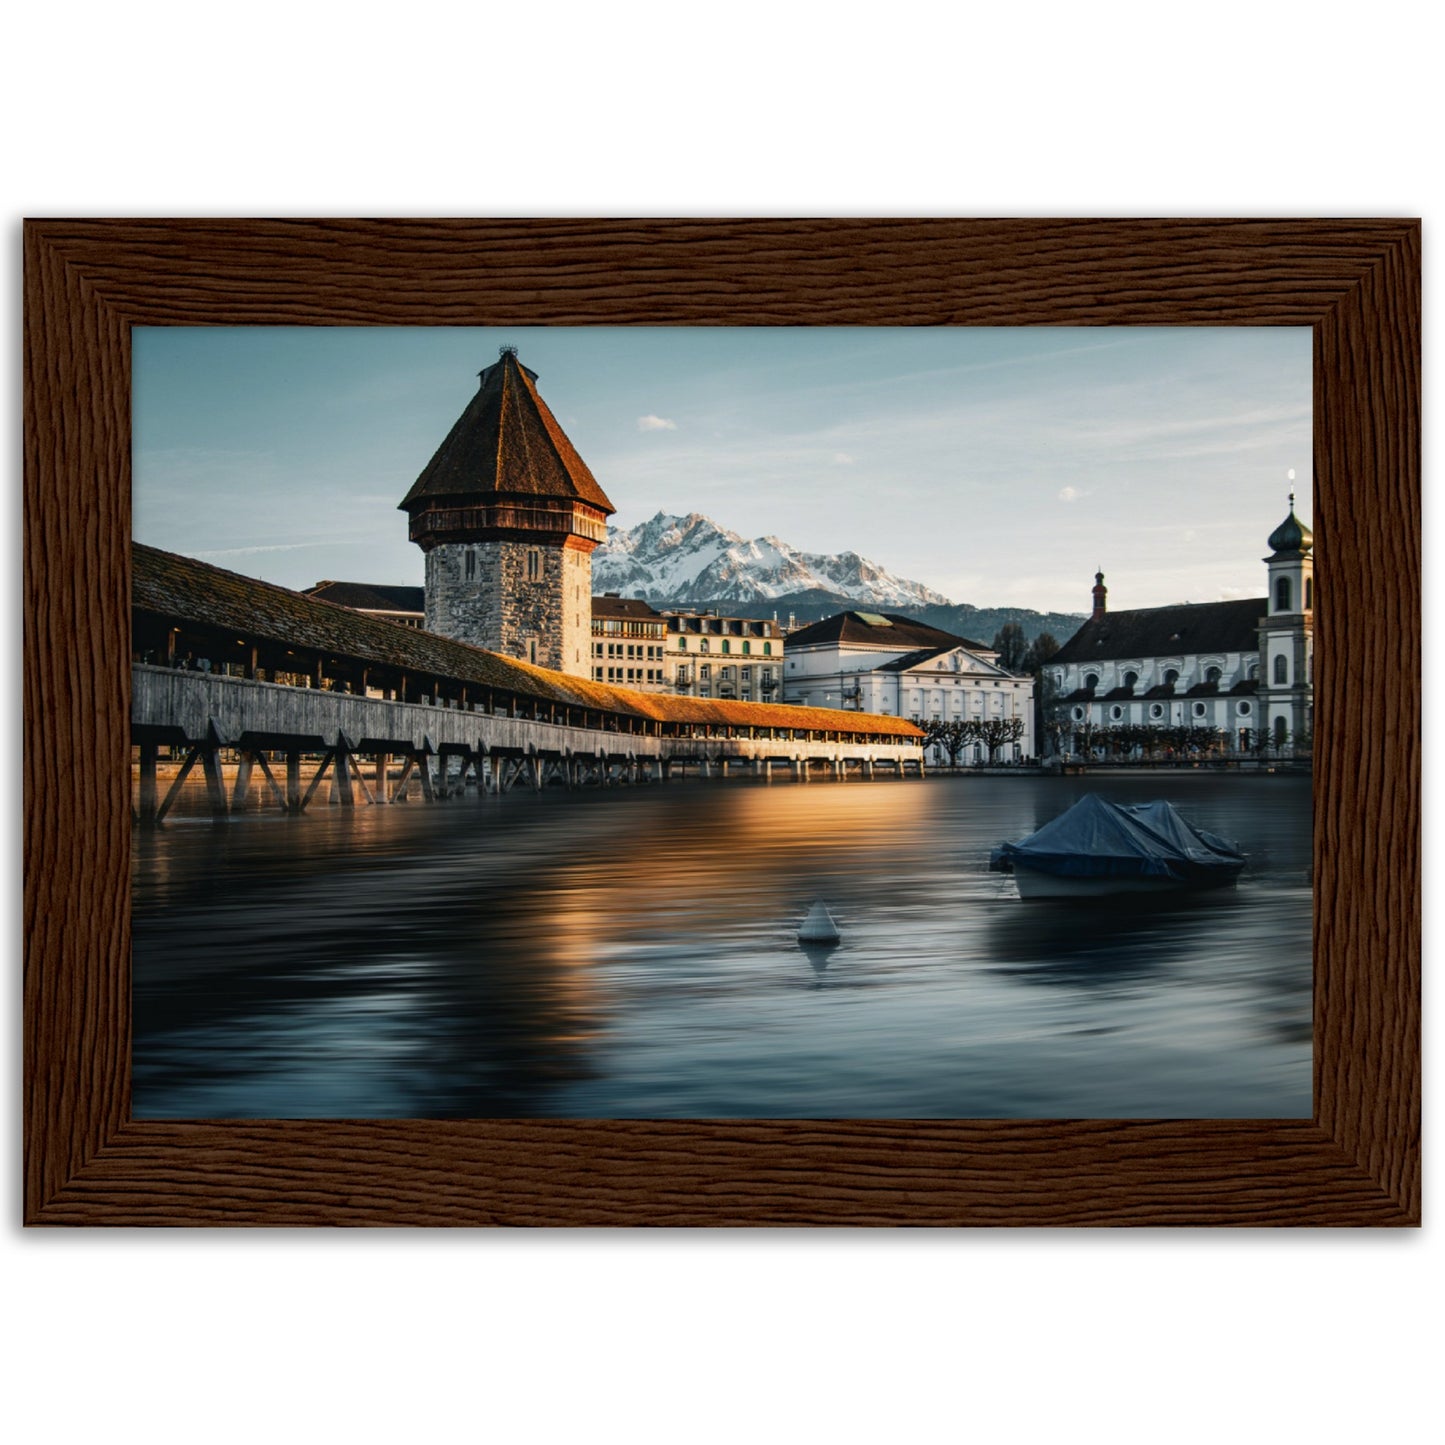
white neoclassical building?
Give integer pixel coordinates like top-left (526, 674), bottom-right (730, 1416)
top-left (782, 611), bottom-right (1035, 762)
top-left (1048, 500), bottom-right (1314, 756)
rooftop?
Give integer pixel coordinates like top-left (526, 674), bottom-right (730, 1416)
top-left (1051, 598), bottom-right (1266, 665)
top-left (399, 350), bottom-right (615, 516)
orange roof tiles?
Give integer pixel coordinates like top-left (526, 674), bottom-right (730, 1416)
top-left (133, 544), bottom-right (922, 741)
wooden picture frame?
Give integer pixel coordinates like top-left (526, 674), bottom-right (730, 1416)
top-left (23, 218), bottom-right (1420, 1226)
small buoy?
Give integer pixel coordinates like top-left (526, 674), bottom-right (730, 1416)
top-left (797, 901), bottom-right (840, 945)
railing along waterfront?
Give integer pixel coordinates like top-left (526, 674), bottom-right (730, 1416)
top-left (131, 666), bottom-right (926, 822)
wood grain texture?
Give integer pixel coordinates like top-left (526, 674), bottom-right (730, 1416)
top-left (23, 218), bottom-right (1421, 1227)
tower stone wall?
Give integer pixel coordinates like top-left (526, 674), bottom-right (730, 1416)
top-left (425, 539), bottom-right (594, 676)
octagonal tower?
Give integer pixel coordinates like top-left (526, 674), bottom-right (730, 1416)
top-left (399, 349), bottom-right (615, 677)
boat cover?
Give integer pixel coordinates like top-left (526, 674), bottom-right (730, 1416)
top-left (991, 794), bottom-right (1245, 882)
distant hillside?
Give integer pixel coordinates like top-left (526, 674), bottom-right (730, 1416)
top-left (595, 512), bottom-right (1083, 646)
top-left (660, 591), bottom-right (1083, 648)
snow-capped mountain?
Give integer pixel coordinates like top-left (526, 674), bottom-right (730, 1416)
top-left (593, 512), bottom-right (954, 609)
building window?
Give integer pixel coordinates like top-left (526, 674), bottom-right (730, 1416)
top-left (1084, 673), bottom-right (1099, 691)
top-left (1122, 670), bottom-right (1138, 689)
top-left (742, 641), bottom-right (751, 655)
top-left (1206, 666), bottom-right (1222, 683)
top-left (700, 639), bottom-right (709, 653)
top-left (700, 664), bottom-right (711, 680)
top-left (1110, 705), bottom-right (1123, 720)
top-left (1273, 716), bottom-right (1288, 745)
top-left (1274, 655), bottom-right (1288, 685)
top-left (1275, 576), bottom-right (1292, 612)
top-left (527, 549), bottom-right (541, 582)
top-left (1150, 703), bottom-right (1164, 719)
top-left (1072, 706), bottom-right (1084, 721)
top-left (1306, 577), bottom-right (1314, 610)
top-left (1163, 669), bottom-right (1179, 686)
top-left (465, 550), bottom-right (476, 580)
top-left (1238, 701), bottom-right (1251, 717)
top-left (677, 636), bottom-right (687, 650)
top-left (763, 642), bottom-right (772, 656)
top-left (1193, 702), bottom-right (1207, 718)
top-left (721, 640), bottom-right (731, 654)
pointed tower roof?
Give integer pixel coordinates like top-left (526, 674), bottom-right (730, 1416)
top-left (399, 349), bottom-right (615, 515)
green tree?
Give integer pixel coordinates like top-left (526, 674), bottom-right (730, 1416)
top-left (975, 716), bottom-right (1026, 764)
top-left (991, 622), bottom-right (1029, 672)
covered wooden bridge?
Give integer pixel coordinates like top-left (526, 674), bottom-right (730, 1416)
top-left (131, 545), bottom-right (926, 821)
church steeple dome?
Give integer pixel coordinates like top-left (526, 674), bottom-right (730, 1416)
top-left (1267, 494), bottom-right (1313, 557)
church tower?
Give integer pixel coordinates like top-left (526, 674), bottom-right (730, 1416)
top-left (399, 350), bottom-right (615, 678)
top-left (1257, 492), bottom-right (1314, 749)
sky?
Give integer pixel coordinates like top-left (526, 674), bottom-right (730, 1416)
top-left (132, 326), bottom-right (1312, 616)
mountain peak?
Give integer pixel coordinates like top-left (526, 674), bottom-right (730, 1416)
top-left (593, 512), bottom-right (952, 609)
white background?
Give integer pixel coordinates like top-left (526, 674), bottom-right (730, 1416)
top-left (4, 4), bottom-right (1436, 1441)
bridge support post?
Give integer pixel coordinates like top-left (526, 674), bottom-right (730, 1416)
top-left (334, 748), bottom-right (355, 806)
top-left (138, 743), bottom-right (158, 824)
top-left (374, 752), bottom-right (390, 803)
top-left (201, 745), bottom-right (227, 816)
top-left (231, 752), bottom-right (255, 812)
top-left (286, 751), bottom-right (302, 811)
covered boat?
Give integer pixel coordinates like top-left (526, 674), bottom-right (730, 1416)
top-left (990, 794), bottom-right (1246, 898)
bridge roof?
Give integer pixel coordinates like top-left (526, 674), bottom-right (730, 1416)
top-left (398, 350), bottom-right (616, 515)
top-left (133, 544), bottom-right (921, 740)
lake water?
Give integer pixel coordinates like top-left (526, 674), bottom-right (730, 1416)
top-left (132, 772), bottom-right (1313, 1119)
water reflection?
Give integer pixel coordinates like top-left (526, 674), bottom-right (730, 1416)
top-left (133, 774), bottom-right (1313, 1119)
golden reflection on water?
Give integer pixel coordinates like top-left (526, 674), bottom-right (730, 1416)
top-left (133, 774), bottom-right (1313, 1119)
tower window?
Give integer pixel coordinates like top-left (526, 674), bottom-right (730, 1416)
top-left (527, 549), bottom-right (541, 582)
top-left (1305, 577), bottom-right (1314, 609)
top-left (1273, 655), bottom-right (1288, 685)
top-left (529, 640), bottom-right (538, 664)
top-left (1275, 576), bottom-right (1292, 612)
top-left (465, 550), bottom-right (476, 581)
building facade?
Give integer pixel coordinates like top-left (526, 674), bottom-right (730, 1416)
top-left (592, 594), bottom-right (670, 691)
top-left (783, 611), bottom-right (1035, 762)
top-left (1047, 501), bottom-right (1313, 757)
top-left (398, 349), bottom-right (615, 679)
top-left (664, 610), bottom-right (785, 703)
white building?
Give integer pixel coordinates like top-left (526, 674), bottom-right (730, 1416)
top-left (783, 611), bottom-right (1035, 763)
top-left (1048, 500), bottom-right (1313, 756)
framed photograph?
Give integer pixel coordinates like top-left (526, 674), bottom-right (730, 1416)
top-left (23, 218), bottom-right (1419, 1225)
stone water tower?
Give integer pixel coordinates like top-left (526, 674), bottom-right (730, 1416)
top-left (399, 349), bottom-right (615, 677)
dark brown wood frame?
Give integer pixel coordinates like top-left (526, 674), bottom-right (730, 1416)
top-left (23, 219), bottom-right (1420, 1226)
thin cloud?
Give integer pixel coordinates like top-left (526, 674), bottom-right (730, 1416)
top-left (1058, 485), bottom-right (1086, 503)
top-left (637, 414), bottom-right (677, 432)
top-left (831, 452), bottom-right (854, 465)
